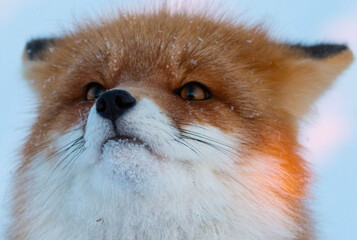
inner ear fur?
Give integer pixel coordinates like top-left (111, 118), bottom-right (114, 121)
top-left (275, 43), bottom-right (353, 119)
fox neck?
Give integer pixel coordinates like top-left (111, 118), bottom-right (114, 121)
top-left (9, 151), bottom-right (310, 240)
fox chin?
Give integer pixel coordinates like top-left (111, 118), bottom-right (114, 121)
top-left (7, 7), bottom-right (353, 240)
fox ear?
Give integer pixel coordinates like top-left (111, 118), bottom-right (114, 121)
top-left (289, 43), bottom-right (349, 59)
top-left (276, 43), bottom-right (353, 119)
top-left (23, 38), bottom-right (58, 61)
top-left (23, 37), bottom-right (62, 93)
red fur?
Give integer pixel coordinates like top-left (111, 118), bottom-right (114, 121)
top-left (8, 9), bottom-right (353, 239)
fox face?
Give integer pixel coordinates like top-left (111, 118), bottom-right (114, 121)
top-left (8, 10), bottom-right (353, 240)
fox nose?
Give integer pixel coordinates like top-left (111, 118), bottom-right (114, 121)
top-left (96, 89), bottom-right (136, 121)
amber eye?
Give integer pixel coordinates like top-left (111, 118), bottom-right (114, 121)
top-left (85, 82), bottom-right (106, 101)
top-left (178, 82), bottom-right (211, 101)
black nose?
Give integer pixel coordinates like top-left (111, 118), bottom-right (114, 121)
top-left (96, 89), bottom-right (136, 121)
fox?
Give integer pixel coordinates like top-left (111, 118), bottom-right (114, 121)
top-left (6, 7), bottom-right (353, 240)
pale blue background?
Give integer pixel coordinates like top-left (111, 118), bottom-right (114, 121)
top-left (0, 0), bottom-right (356, 239)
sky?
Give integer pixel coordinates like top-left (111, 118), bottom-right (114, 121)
top-left (0, 0), bottom-right (356, 239)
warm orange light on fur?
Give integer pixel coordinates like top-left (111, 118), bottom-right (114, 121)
top-left (8, 8), bottom-right (353, 240)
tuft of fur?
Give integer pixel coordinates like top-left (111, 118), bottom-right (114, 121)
top-left (8, 7), bottom-right (353, 240)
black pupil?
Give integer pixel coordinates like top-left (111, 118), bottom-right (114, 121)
top-left (186, 86), bottom-right (196, 99)
top-left (92, 87), bottom-right (102, 99)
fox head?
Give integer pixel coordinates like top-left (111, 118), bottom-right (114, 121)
top-left (9, 10), bottom-right (353, 240)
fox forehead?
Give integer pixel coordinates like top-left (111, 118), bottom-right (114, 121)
top-left (32, 13), bottom-right (282, 96)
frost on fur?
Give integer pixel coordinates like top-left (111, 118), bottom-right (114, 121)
top-left (8, 7), bottom-right (353, 240)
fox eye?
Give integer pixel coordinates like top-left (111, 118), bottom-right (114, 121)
top-left (178, 82), bottom-right (211, 101)
top-left (85, 82), bottom-right (106, 101)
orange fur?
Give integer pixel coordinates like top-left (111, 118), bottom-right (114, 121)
top-left (9, 8), bottom-right (353, 240)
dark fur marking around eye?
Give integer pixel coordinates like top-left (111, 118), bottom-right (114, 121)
top-left (290, 43), bottom-right (348, 59)
top-left (25, 38), bottom-right (56, 60)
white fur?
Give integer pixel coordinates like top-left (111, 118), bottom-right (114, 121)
top-left (11, 98), bottom-right (302, 239)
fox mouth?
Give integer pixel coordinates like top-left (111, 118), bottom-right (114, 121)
top-left (104, 135), bottom-right (145, 145)
top-left (102, 134), bottom-right (152, 152)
